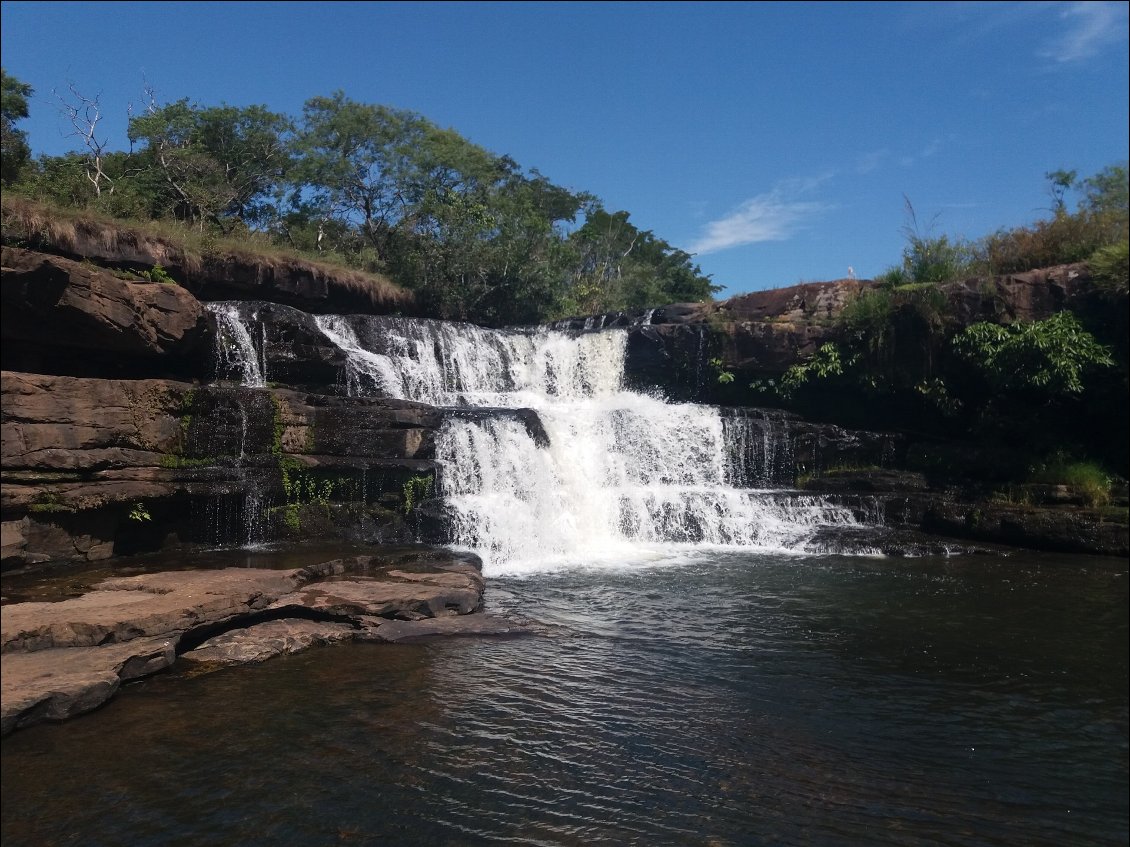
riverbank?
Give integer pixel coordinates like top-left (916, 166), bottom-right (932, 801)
top-left (0, 544), bottom-right (532, 736)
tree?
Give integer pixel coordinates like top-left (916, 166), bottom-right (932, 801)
top-left (1, 68), bottom-right (33, 186)
top-left (128, 92), bottom-right (291, 230)
top-left (565, 208), bottom-right (716, 315)
top-left (56, 83), bottom-right (115, 196)
top-left (1079, 162), bottom-right (1128, 220)
top-left (1045, 168), bottom-right (1077, 214)
top-left (290, 92), bottom-right (433, 256)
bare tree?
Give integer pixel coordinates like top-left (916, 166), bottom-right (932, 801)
top-left (55, 83), bottom-right (114, 196)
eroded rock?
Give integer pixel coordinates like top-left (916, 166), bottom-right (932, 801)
top-left (1, 246), bottom-right (210, 379)
top-left (0, 550), bottom-right (509, 735)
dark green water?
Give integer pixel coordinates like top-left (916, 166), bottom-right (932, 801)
top-left (2, 550), bottom-right (1127, 846)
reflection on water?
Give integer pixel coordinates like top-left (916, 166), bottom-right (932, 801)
top-left (2, 551), bottom-right (1127, 846)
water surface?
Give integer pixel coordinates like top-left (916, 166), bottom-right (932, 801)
top-left (2, 550), bottom-right (1126, 846)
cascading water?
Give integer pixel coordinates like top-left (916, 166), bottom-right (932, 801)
top-left (308, 314), bottom-right (868, 572)
top-left (208, 303), bottom-right (266, 388)
top-left (211, 306), bottom-right (871, 570)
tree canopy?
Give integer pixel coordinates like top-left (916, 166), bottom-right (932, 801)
top-left (3, 72), bottom-right (716, 325)
top-left (1, 67), bottom-right (34, 186)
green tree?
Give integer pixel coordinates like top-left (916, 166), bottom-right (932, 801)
top-left (1045, 168), bottom-right (1077, 214)
top-left (1, 68), bottom-right (34, 186)
top-left (290, 92), bottom-right (434, 257)
top-left (565, 208), bottom-right (716, 315)
top-left (128, 95), bottom-right (291, 230)
top-left (1079, 162), bottom-right (1129, 221)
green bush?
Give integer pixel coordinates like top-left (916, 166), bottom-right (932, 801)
top-left (978, 210), bottom-right (1118, 274)
top-left (1029, 455), bottom-right (1112, 507)
top-left (1088, 240), bottom-right (1129, 297)
top-left (952, 311), bottom-right (1113, 395)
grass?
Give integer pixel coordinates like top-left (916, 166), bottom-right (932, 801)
top-left (1028, 456), bottom-right (1113, 508)
top-left (1, 195), bottom-right (412, 310)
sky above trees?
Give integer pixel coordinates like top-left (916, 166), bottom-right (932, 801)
top-left (1, 0), bottom-right (1127, 296)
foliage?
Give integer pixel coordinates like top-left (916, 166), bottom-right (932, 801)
top-left (876, 198), bottom-right (979, 284)
top-left (402, 474), bottom-right (433, 514)
top-left (1088, 240), bottom-right (1129, 298)
top-left (778, 342), bottom-right (848, 398)
top-left (127, 502), bottom-right (152, 522)
top-left (834, 283), bottom-right (948, 392)
top-left (128, 98), bottom-right (292, 230)
top-left (562, 208), bottom-right (717, 316)
top-left (1028, 454), bottom-right (1112, 508)
top-left (137, 263), bottom-right (176, 284)
top-left (6, 82), bottom-right (715, 325)
top-left (1, 68), bottom-right (34, 186)
top-left (708, 358), bottom-right (735, 384)
top-left (977, 164), bottom-right (1128, 274)
top-left (951, 311), bottom-right (1113, 396)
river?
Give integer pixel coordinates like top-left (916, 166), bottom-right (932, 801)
top-left (2, 547), bottom-right (1126, 846)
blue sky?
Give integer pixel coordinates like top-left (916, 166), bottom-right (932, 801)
top-left (2, 1), bottom-right (1127, 297)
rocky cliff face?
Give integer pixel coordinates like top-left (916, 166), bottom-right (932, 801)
top-left (2, 235), bottom-right (1124, 568)
top-left (614, 266), bottom-right (1093, 400)
top-left (0, 244), bottom-right (453, 568)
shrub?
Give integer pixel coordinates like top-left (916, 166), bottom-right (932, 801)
top-left (978, 210), bottom-right (1118, 274)
top-left (1029, 455), bottom-right (1112, 508)
top-left (1088, 240), bottom-right (1129, 298)
top-left (952, 311), bottom-right (1113, 396)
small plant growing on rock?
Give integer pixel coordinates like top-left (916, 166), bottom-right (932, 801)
top-left (709, 357), bottom-right (735, 385)
top-left (402, 474), bottom-right (434, 514)
top-left (127, 502), bottom-right (152, 522)
top-left (138, 263), bottom-right (177, 284)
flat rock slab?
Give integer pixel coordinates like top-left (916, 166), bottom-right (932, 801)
top-left (180, 619), bottom-right (357, 667)
top-left (0, 553), bottom-right (500, 735)
top-left (369, 614), bottom-right (526, 642)
top-left (2, 567), bottom-right (308, 652)
top-left (0, 636), bottom-right (176, 736)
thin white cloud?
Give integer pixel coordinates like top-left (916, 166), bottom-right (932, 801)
top-left (689, 179), bottom-right (831, 255)
top-left (855, 149), bottom-right (890, 175)
top-left (1039, 1), bottom-right (1128, 63)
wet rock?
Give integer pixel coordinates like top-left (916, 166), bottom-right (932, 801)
top-left (800, 469), bottom-right (930, 494)
top-left (920, 500), bottom-right (1129, 557)
top-left (179, 619), bottom-right (356, 666)
top-left (369, 613), bottom-right (523, 642)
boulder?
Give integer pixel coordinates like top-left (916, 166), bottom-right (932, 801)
top-left (1, 246), bottom-right (210, 379)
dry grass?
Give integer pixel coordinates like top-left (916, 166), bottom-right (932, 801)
top-left (0, 196), bottom-right (412, 309)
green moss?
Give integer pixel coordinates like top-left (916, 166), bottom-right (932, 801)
top-left (270, 395), bottom-right (285, 456)
top-left (28, 493), bottom-right (75, 514)
top-left (159, 454), bottom-right (216, 469)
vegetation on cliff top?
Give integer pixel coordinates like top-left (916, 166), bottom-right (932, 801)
top-left (0, 69), bottom-right (717, 325)
top-left (747, 164), bottom-right (1129, 484)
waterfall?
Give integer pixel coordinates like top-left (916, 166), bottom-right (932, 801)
top-left (305, 315), bottom-right (866, 572)
top-left (209, 307), bottom-right (872, 570)
top-left (208, 303), bottom-right (266, 388)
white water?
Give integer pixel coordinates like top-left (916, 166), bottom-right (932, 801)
top-left (208, 303), bottom-right (266, 388)
top-left (210, 309), bottom-right (869, 572)
top-left (308, 315), bottom-right (866, 573)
